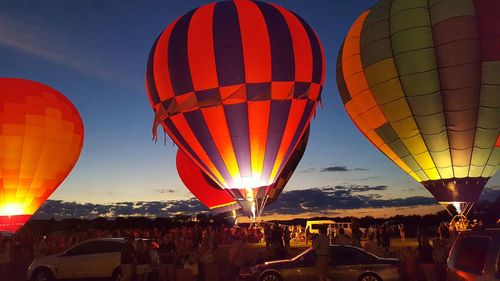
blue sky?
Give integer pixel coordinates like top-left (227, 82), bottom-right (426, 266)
top-left (1, 0), bottom-right (498, 212)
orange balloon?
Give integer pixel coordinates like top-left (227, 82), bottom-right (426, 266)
top-left (0, 78), bottom-right (84, 232)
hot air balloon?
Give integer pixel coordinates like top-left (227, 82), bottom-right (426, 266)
top-left (0, 78), bottom-right (84, 233)
top-left (336, 0), bottom-right (500, 217)
top-left (177, 149), bottom-right (239, 214)
top-left (147, 0), bottom-right (324, 220)
top-left (177, 126), bottom-right (310, 219)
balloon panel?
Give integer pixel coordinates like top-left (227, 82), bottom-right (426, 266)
top-left (0, 78), bottom-right (84, 232)
top-left (266, 125), bottom-right (310, 205)
top-left (176, 149), bottom-right (238, 214)
top-left (147, 0), bottom-right (324, 191)
top-left (337, 0), bottom-right (500, 202)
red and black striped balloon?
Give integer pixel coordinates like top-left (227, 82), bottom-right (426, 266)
top-left (147, 0), bottom-right (324, 191)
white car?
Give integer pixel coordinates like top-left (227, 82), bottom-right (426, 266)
top-left (27, 237), bottom-right (159, 281)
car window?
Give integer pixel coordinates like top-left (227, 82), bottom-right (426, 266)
top-left (97, 241), bottom-right (123, 253)
top-left (453, 236), bottom-right (489, 274)
top-left (331, 247), bottom-right (368, 265)
top-left (65, 242), bottom-right (100, 256)
top-left (65, 241), bottom-right (122, 256)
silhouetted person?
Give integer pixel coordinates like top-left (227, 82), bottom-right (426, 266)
top-left (159, 234), bottom-right (176, 281)
top-left (334, 228), bottom-right (350, 245)
top-left (271, 223), bottom-right (284, 259)
top-left (121, 236), bottom-right (136, 281)
top-left (283, 226), bottom-right (291, 249)
top-left (135, 239), bottom-right (151, 281)
top-left (418, 235), bottom-right (435, 281)
top-left (313, 225), bottom-right (331, 281)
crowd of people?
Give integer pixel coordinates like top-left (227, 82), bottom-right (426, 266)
top-left (0, 217), bottom-right (493, 281)
top-left (0, 222), bottom-right (304, 280)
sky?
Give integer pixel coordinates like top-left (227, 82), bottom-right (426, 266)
top-left (1, 0), bottom-right (498, 219)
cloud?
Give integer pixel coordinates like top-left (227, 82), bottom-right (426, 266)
top-left (32, 184), bottom-right (435, 219)
top-left (321, 166), bottom-right (348, 172)
top-left (320, 166), bottom-right (368, 172)
top-left (263, 186), bottom-right (436, 216)
top-left (36, 184), bottom-right (500, 220)
top-left (150, 189), bottom-right (176, 194)
top-left (33, 198), bottom-right (208, 220)
top-left (358, 176), bottom-right (380, 181)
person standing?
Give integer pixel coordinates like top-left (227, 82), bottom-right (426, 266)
top-left (398, 223), bottom-right (406, 244)
top-left (380, 226), bottom-right (391, 257)
top-left (363, 234), bottom-right (380, 256)
top-left (333, 228), bottom-right (350, 245)
top-left (327, 224), bottom-right (335, 245)
top-left (313, 225), bottom-right (331, 281)
top-left (399, 246), bottom-right (418, 281)
top-left (33, 235), bottom-right (48, 258)
top-left (135, 239), bottom-right (152, 281)
top-left (121, 236), bottom-right (136, 281)
top-left (305, 226), bottom-right (311, 245)
top-left (432, 232), bottom-right (448, 281)
top-left (159, 234), bottom-right (176, 281)
top-left (229, 235), bottom-right (244, 279)
top-left (351, 222), bottom-right (362, 247)
top-left (283, 226), bottom-right (291, 249)
top-left (418, 235), bottom-right (435, 281)
top-left (264, 224), bottom-right (271, 249)
top-left (271, 223), bottom-right (284, 259)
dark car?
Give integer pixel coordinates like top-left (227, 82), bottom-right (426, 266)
top-left (250, 245), bottom-right (399, 281)
top-left (447, 228), bottom-right (500, 281)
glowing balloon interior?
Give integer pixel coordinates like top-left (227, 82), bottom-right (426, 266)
top-left (176, 126), bottom-right (310, 220)
top-left (0, 78), bottom-right (84, 232)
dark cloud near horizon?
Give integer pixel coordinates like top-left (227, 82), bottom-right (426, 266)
top-left (320, 166), bottom-right (368, 172)
top-left (262, 186), bottom-right (435, 215)
top-left (34, 198), bottom-right (208, 220)
top-left (32, 186), bottom-right (500, 220)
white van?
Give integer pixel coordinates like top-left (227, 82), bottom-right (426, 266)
top-left (334, 222), bottom-right (352, 237)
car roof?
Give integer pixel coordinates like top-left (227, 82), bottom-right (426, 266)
top-left (307, 220), bottom-right (335, 224)
top-left (74, 237), bottom-right (154, 243)
top-left (458, 228), bottom-right (500, 237)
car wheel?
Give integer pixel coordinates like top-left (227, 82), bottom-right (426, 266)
top-left (260, 272), bottom-right (282, 281)
top-left (358, 273), bottom-right (381, 281)
top-left (31, 268), bottom-right (54, 281)
top-left (112, 268), bottom-right (123, 281)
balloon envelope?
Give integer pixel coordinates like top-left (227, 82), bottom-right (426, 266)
top-left (146, 0), bottom-right (324, 196)
top-left (336, 0), bottom-right (500, 205)
top-left (176, 149), bottom-right (239, 214)
top-left (0, 78), bottom-right (84, 232)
